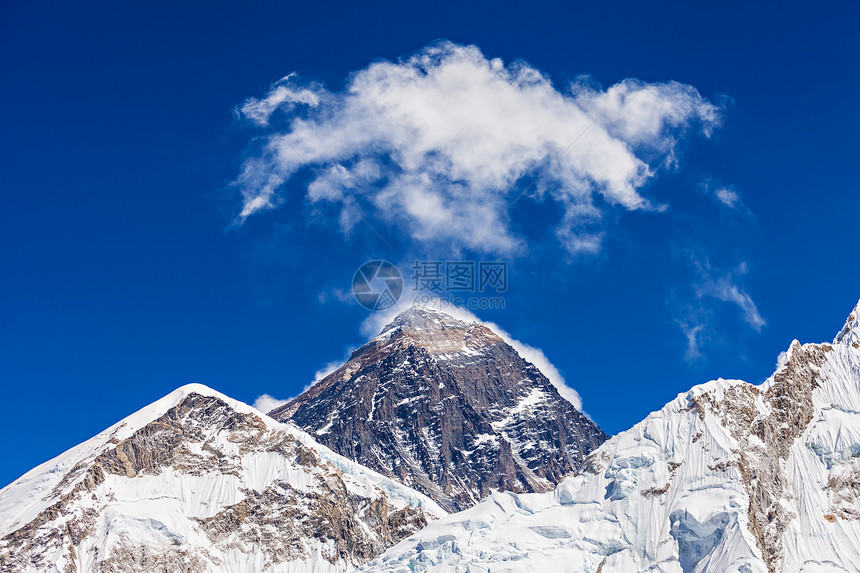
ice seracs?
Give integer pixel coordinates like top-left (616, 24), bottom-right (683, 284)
top-left (0, 384), bottom-right (444, 573)
top-left (360, 300), bottom-right (860, 573)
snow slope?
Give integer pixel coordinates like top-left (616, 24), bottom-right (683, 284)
top-left (0, 384), bottom-right (444, 573)
top-left (361, 301), bottom-right (860, 573)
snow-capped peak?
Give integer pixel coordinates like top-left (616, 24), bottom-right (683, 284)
top-left (0, 383), bottom-right (445, 573)
top-left (373, 307), bottom-right (475, 341)
top-left (128, 383), bottom-right (278, 431)
top-left (0, 383), bottom-right (239, 534)
top-left (834, 298), bottom-right (860, 346)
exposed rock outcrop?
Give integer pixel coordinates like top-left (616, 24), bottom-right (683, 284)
top-left (0, 386), bottom-right (444, 573)
top-left (270, 308), bottom-right (607, 511)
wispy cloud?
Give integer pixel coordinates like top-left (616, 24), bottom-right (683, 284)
top-left (694, 260), bottom-right (765, 331)
top-left (238, 73), bottom-right (322, 126)
top-left (698, 177), bottom-right (753, 218)
top-left (234, 41), bottom-right (721, 255)
top-left (715, 187), bottom-right (741, 209)
top-left (677, 317), bottom-right (708, 362)
top-left (317, 287), bottom-right (356, 305)
top-left (673, 251), bottom-right (765, 362)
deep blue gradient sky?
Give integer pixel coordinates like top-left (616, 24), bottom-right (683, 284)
top-left (1, 1), bottom-right (858, 487)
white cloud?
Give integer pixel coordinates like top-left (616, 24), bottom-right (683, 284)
top-left (776, 349), bottom-right (790, 371)
top-left (238, 73), bottom-right (321, 126)
top-left (677, 319), bottom-right (707, 362)
top-left (698, 178), bottom-right (752, 216)
top-left (715, 187), bottom-right (741, 209)
top-left (252, 393), bottom-right (290, 415)
top-left (359, 300), bottom-right (584, 412)
top-left (234, 42), bottom-right (721, 255)
top-left (684, 254), bottom-right (765, 334)
top-left (312, 359), bottom-right (344, 384)
top-left (697, 261), bottom-right (765, 331)
top-left (670, 253), bottom-right (764, 361)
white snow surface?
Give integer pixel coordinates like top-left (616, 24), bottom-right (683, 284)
top-left (361, 301), bottom-right (860, 573)
top-left (0, 383), bottom-right (444, 573)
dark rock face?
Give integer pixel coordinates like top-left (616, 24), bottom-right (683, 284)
top-left (270, 308), bottom-right (607, 511)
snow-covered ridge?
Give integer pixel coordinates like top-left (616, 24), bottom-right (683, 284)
top-left (361, 300), bottom-right (860, 573)
top-left (0, 383), bottom-right (229, 535)
top-left (834, 299), bottom-right (860, 347)
top-left (0, 383), bottom-right (444, 572)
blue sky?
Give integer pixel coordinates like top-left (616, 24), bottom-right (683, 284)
top-left (1, 0), bottom-right (858, 487)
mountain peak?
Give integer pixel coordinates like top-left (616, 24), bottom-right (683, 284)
top-left (378, 306), bottom-right (470, 335)
top-left (834, 298), bottom-right (860, 346)
top-left (272, 306), bottom-right (606, 511)
top-left (370, 307), bottom-right (504, 357)
top-left (0, 383), bottom-right (443, 572)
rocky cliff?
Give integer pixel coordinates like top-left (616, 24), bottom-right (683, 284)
top-left (270, 307), bottom-right (607, 511)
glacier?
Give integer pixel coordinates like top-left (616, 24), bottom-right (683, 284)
top-left (360, 301), bottom-right (860, 573)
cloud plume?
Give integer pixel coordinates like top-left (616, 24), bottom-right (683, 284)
top-left (234, 41), bottom-right (721, 255)
top-left (252, 394), bottom-right (289, 415)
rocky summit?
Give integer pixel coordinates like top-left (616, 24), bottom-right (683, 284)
top-left (269, 307), bottom-right (607, 512)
